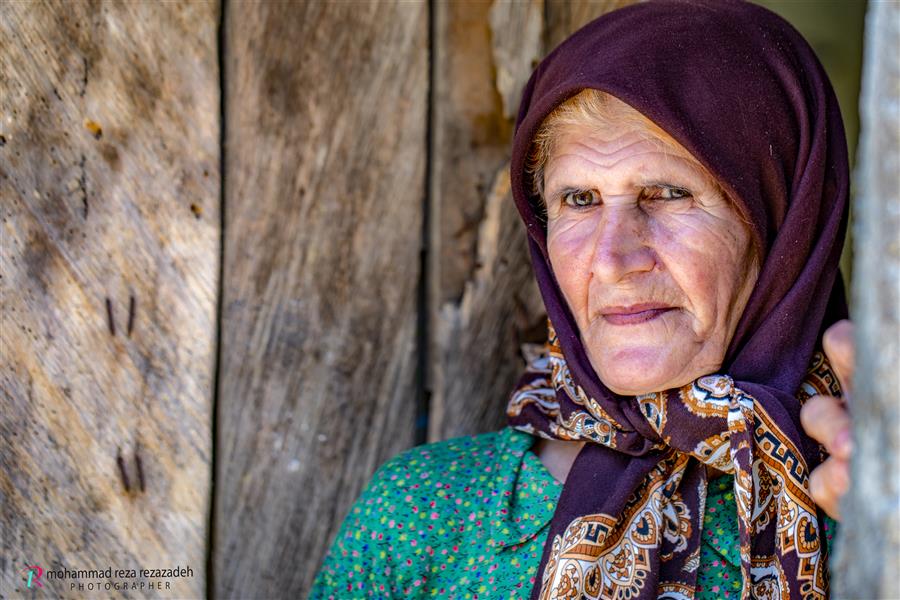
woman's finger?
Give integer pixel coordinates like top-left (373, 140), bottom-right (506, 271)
top-left (823, 319), bottom-right (855, 400)
top-left (800, 394), bottom-right (853, 459)
top-left (809, 456), bottom-right (849, 521)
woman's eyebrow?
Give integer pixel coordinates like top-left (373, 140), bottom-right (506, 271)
top-left (635, 164), bottom-right (707, 189)
top-left (544, 176), bottom-right (695, 199)
top-left (635, 178), bottom-right (694, 188)
top-left (543, 155), bottom-right (707, 196)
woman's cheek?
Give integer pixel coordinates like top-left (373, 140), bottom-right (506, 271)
top-left (650, 218), bottom-right (729, 337)
top-left (548, 220), bottom-right (596, 322)
top-left (667, 205), bottom-right (758, 365)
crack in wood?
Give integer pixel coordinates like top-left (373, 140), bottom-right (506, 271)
top-left (80, 56), bottom-right (89, 98)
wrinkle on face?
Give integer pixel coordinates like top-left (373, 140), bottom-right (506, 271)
top-left (545, 125), bottom-right (759, 395)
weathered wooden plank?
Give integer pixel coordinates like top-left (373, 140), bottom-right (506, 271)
top-left (0, 1), bottom-right (219, 598)
top-left (216, 1), bottom-right (427, 597)
top-left (427, 0), bottom-right (545, 441)
top-left (429, 0), bottom-right (515, 309)
top-left (489, 0), bottom-right (544, 120)
top-left (545, 0), bottom-right (634, 52)
top-left (833, 1), bottom-right (900, 595)
top-left (430, 165), bottom-right (547, 441)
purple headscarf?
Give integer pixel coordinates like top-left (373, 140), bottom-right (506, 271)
top-left (504, 1), bottom-right (849, 598)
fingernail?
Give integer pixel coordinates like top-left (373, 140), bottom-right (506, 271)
top-left (835, 429), bottom-right (853, 457)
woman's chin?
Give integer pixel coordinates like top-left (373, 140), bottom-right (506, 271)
top-left (589, 346), bottom-right (688, 396)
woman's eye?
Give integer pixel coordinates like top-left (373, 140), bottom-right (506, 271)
top-left (562, 189), bottom-right (599, 208)
top-left (645, 185), bottom-right (692, 201)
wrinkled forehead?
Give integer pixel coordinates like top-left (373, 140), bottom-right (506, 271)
top-left (539, 114), bottom-right (722, 197)
top-left (545, 120), bottom-right (705, 172)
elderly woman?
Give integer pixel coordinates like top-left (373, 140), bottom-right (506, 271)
top-left (311, 1), bottom-right (854, 598)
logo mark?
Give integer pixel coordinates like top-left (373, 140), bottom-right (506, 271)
top-left (21, 565), bottom-right (44, 588)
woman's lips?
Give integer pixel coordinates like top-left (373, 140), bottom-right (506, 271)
top-left (600, 303), bottom-right (676, 325)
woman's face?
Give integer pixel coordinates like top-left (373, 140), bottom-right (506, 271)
top-left (544, 124), bottom-right (759, 395)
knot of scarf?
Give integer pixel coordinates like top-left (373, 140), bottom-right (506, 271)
top-left (507, 318), bottom-right (842, 600)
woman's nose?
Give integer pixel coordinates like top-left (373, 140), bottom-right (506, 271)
top-left (589, 206), bottom-right (656, 283)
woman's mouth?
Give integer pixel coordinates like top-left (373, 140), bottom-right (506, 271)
top-left (600, 303), bottom-right (676, 325)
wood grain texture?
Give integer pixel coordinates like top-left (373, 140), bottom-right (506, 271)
top-left (489, 0), bottom-right (544, 120)
top-left (429, 0), bottom-right (513, 309)
top-left (0, 1), bottom-right (219, 598)
top-left (215, 1), bottom-right (427, 597)
top-left (430, 163), bottom-right (547, 441)
top-left (545, 0), bottom-right (635, 51)
top-left (427, 0), bottom-right (543, 442)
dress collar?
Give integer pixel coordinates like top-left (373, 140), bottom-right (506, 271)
top-left (488, 426), bottom-right (563, 552)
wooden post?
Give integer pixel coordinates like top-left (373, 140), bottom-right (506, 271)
top-left (427, 0), bottom-right (546, 442)
top-left (214, 2), bottom-right (428, 597)
top-left (833, 2), bottom-right (900, 597)
top-left (0, 2), bottom-right (219, 598)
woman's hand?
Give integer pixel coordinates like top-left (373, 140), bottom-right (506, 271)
top-left (800, 319), bottom-right (855, 520)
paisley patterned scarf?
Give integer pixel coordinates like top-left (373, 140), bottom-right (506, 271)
top-left (504, 1), bottom-right (850, 599)
top-left (508, 320), bottom-right (841, 599)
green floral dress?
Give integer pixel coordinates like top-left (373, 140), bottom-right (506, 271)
top-left (310, 426), bottom-right (836, 599)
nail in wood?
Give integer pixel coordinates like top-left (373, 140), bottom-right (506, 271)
top-left (116, 448), bottom-right (131, 492)
top-left (105, 297), bottom-right (116, 336)
top-left (127, 294), bottom-right (136, 337)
